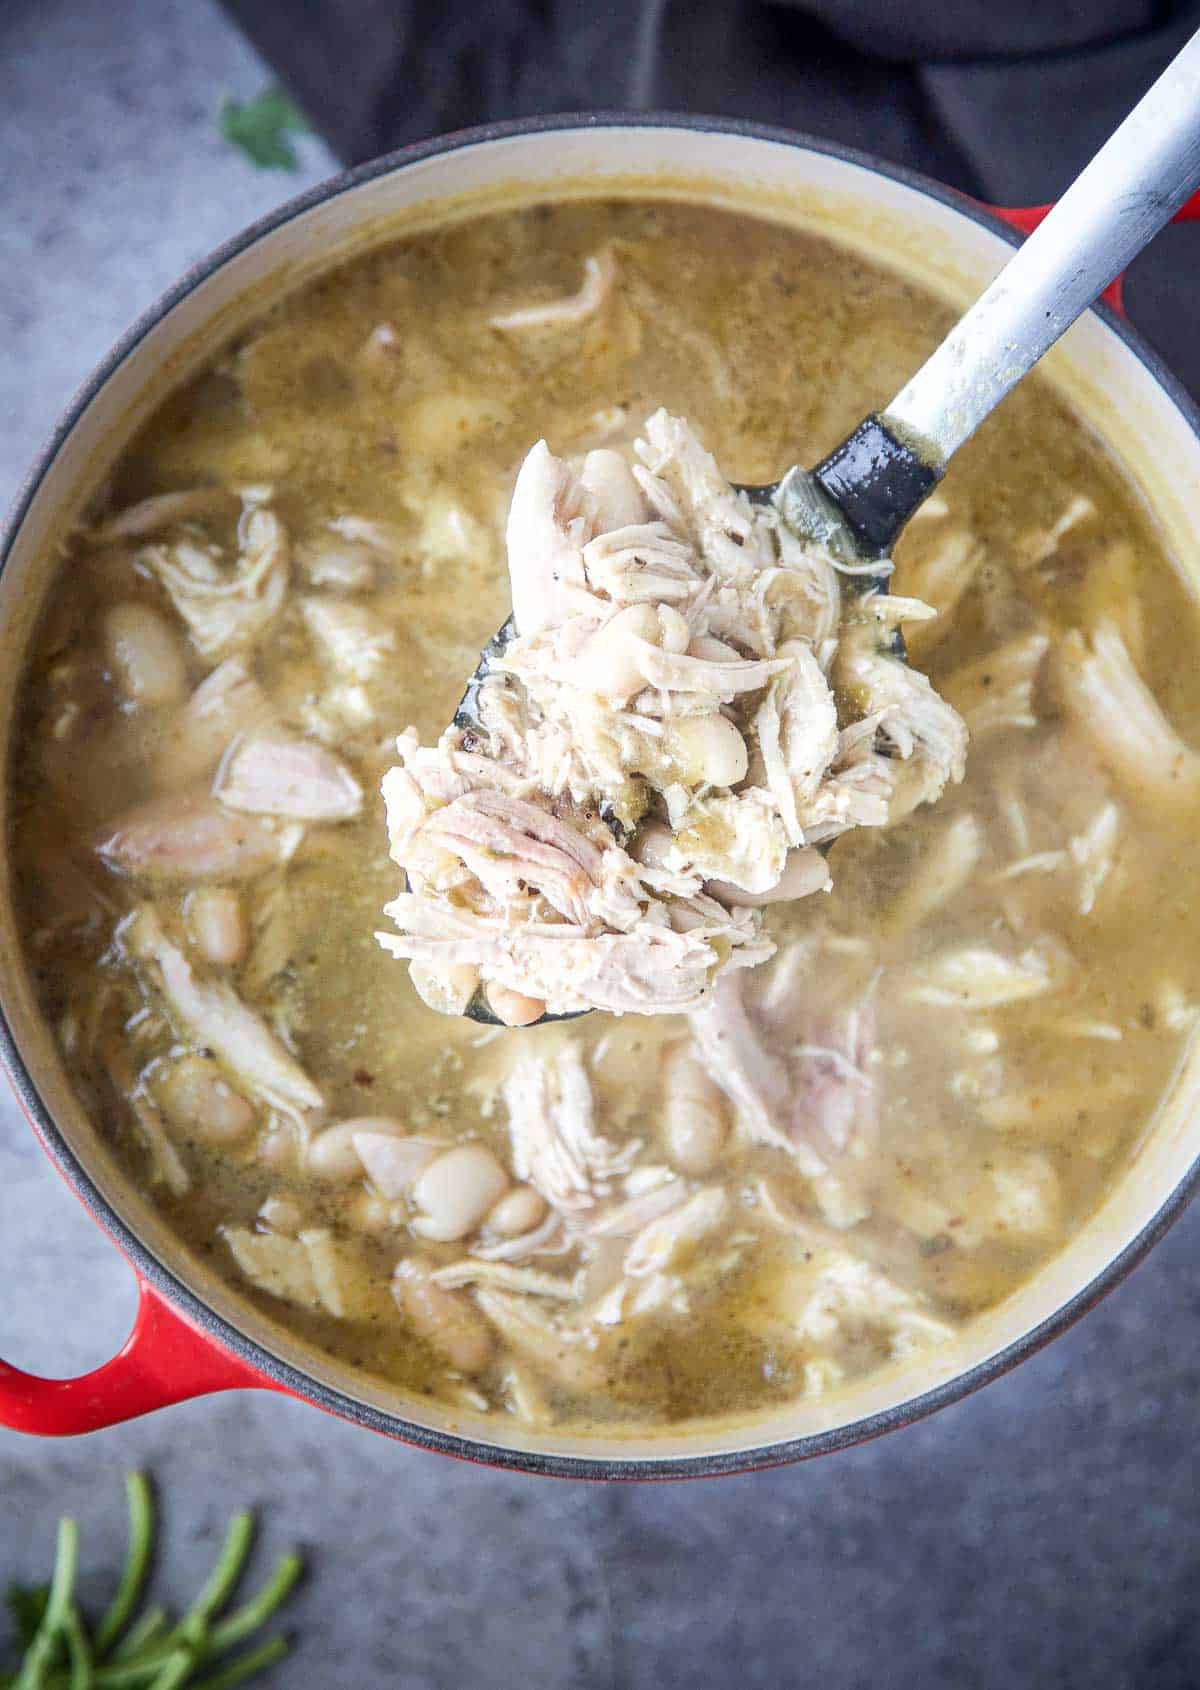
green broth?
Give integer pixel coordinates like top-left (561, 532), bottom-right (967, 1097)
top-left (11, 198), bottom-right (1200, 1429)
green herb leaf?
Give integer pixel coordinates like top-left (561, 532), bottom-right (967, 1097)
top-left (218, 90), bottom-right (310, 172)
top-left (14, 1518), bottom-right (79, 1690)
top-left (4, 1476), bottom-right (303, 1690)
top-left (190, 1635), bottom-right (289, 1690)
top-left (95, 1474), bottom-right (155, 1660)
top-left (6, 1589), bottom-right (49, 1653)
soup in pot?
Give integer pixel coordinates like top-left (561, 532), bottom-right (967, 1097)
top-left (11, 197), bottom-right (1200, 1431)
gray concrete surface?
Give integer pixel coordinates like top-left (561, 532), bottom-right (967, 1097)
top-left (4, 4), bottom-right (1200, 1687)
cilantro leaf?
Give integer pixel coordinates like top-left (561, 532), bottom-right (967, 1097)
top-left (218, 89), bottom-right (311, 172)
top-left (5, 1584), bottom-right (49, 1651)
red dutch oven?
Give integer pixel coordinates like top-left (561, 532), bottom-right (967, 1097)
top-left (4, 116), bottom-right (1200, 1478)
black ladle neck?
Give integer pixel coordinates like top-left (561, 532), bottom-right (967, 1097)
top-left (811, 413), bottom-right (945, 559)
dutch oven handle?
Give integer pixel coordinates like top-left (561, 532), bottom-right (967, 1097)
top-left (988, 188), bottom-right (1200, 312)
top-left (0, 1276), bottom-right (275, 1435)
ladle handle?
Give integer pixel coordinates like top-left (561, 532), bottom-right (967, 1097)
top-left (885, 26), bottom-right (1200, 461)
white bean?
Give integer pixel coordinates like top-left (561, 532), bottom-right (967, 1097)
top-left (402, 390), bottom-right (509, 454)
top-left (486, 983), bottom-right (546, 1027)
top-left (186, 887), bottom-right (247, 966)
top-left (393, 1258), bottom-right (494, 1374)
top-left (706, 846), bottom-right (831, 907)
top-left (411, 1144), bottom-right (509, 1242)
top-left (656, 605), bottom-right (691, 653)
top-left (346, 1191), bottom-right (406, 1235)
top-left (155, 1054), bottom-right (255, 1145)
top-left (689, 634), bottom-right (741, 662)
top-left (258, 1196), bottom-right (305, 1235)
top-left (633, 821), bottom-right (674, 870)
top-left (306, 1115), bottom-right (409, 1182)
top-left (580, 449), bottom-right (647, 529)
top-left (486, 1185), bottom-right (548, 1238)
top-left (410, 960), bottom-right (480, 1016)
top-left (662, 1043), bottom-right (728, 1176)
top-left (258, 1128), bottom-right (298, 1172)
top-left (102, 602), bottom-right (188, 706)
top-left (353, 1132), bottom-right (439, 1198)
top-left (576, 603), bottom-right (659, 700)
top-left (663, 712), bottom-right (748, 786)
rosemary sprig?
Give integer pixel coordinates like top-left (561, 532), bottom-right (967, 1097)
top-left (2, 1475), bottom-right (302, 1690)
top-left (94, 1478), bottom-right (154, 1659)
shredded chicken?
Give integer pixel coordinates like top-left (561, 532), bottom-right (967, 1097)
top-left (623, 1186), bottom-right (727, 1276)
top-left (222, 1225), bottom-right (350, 1315)
top-left (97, 793), bottom-right (287, 884)
top-left (977, 1075), bottom-right (1134, 1136)
top-left (904, 937), bottom-right (1072, 1009)
top-left (832, 626), bottom-right (968, 823)
top-left (899, 527), bottom-right (982, 660)
top-left (93, 486), bottom-right (238, 543)
top-left (587, 1178), bottom-right (688, 1237)
top-left (688, 969), bottom-right (878, 1211)
top-left (301, 596), bottom-right (396, 683)
top-left (757, 1241), bottom-right (954, 1357)
top-left (139, 494), bottom-right (288, 659)
top-left (380, 412), bottom-right (967, 1016)
top-left (1070, 800), bottom-right (1121, 915)
top-left (942, 630), bottom-right (1050, 737)
top-left (470, 1211), bottom-right (567, 1262)
top-left (882, 812), bottom-right (984, 939)
top-left (121, 905), bottom-right (323, 1129)
top-left (490, 249), bottom-right (617, 331)
top-left (430, 1260), bottom-right (579, 1299)
top-left (472, 1288), bottom-right (613, 1393)
top-left (216, 735), bottom-right (363, 822)
top-left (1017, 493), bottom-right (1096, 567)
top-left (127, 1083), bottom-right (191, 1196)
top-left (501, 1043), bottom-right (640, 1213)
top-left (352, 1132), bottom-right (441, 1198)
top-left (1051, 620), bottom-right (1200, 805)
top-left (155, 657), bottom-right (274, 786)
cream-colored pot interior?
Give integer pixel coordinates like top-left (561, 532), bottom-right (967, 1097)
top-left (3, 121), bottom-right (1199, 1469)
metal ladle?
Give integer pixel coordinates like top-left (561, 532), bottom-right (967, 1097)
top-left (454, 27), bottom-right (1200, 1025)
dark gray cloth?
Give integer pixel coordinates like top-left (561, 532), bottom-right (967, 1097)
top-left (221, 0), bottom-right (1199, 192)
top-left (220, 0), bottom-right (1200, 389)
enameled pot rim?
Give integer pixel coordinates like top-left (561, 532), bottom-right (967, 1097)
top-left (4, 110), bottom-right (1200, 1478)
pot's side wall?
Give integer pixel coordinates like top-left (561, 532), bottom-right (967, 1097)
top-left (3, 123), bottom-right (1200, 1468)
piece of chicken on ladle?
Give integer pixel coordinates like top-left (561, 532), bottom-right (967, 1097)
top-left (377, 412), bottom-right (967, 1024)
